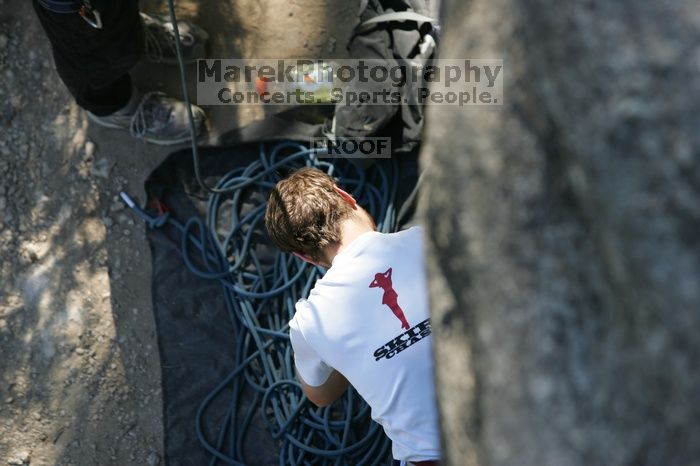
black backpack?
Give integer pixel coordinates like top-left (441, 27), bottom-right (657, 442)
top-left (330, 0), bottom-right (439, 154)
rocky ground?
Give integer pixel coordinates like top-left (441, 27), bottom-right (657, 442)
top-left (0, 0), bottom-right (358, 464)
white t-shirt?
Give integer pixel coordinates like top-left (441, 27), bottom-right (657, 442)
top-left (289, 226), bottom-right (440, 462)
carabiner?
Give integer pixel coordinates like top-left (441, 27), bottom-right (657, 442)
top-left (79, 2), bottom-right (102, 29)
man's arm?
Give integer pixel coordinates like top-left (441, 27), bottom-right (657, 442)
top-left (289, 303), bottom-right (349, 407)
top-left (298, 369), bottom-right (349, 407)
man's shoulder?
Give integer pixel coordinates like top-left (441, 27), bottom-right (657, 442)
top-left (395, 225), bottom-right (423, 240)
top-left (290, 299), bottom-right (317, 339)
top-left (371, 226), bottom-right (423, 250)
top-left (293, 299), bottom-right (315, 319)
top-left (317, 226), bottom-right (424, 286)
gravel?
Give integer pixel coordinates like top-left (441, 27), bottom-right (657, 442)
top-left (0, 8), bottom-right (163, 466)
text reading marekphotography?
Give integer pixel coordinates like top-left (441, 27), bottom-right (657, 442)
top-left (196, 59), bottom-right (503, 106)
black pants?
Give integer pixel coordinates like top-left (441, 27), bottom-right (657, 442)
top-left (33, 0), bottom-right (144, 116)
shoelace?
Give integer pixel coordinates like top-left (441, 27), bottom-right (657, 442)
top-left (143, 14), bottom-right (194, 63)
top-left (129, 92), bottom-right (174, 140)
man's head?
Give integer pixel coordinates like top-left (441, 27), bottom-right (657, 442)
top-left (265, 167), bottom-right (366, 265)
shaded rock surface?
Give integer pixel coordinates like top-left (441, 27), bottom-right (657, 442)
top-left (420, 1), bottom-right (700, 465)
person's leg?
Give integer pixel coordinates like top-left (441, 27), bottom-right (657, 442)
top-left (33, 0), bottom-right (144, 116)
top-left (33, 0), bottom-right (207, 144)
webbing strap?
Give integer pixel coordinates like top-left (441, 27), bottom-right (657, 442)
top-left (36, 0), bottom-right (82, 14)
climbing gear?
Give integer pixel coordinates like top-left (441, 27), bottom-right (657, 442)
top-left (37, 1), bottom-right (103, 28)
top-left (121, 140), bottom-right (403, 464)
top-left (79, 0), bottom-right (102, 29)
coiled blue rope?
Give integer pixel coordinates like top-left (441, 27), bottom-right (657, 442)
top-left (122, 141), bottom-right (401, 465)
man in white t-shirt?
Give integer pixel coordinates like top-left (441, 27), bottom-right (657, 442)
top-left (265, 167), bottom-right (441, 465)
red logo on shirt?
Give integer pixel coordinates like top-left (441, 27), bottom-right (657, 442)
top-left (369, 267), bottom-right (410, 330)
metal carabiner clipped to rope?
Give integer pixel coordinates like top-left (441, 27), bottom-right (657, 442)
top-left (79, 0), bottom-right (102, 29)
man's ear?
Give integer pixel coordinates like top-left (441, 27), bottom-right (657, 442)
top-left (293, 251), bottom-right (321, 266)
top-left (333, 185), bottom-right (357, 208)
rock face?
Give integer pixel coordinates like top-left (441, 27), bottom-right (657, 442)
top-left (419, 1), bottom-right (700, 465)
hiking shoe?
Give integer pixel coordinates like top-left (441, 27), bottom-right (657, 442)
top-left (88, 91), bottom-right (206, 145)
top-left (141, 12), bottom-right (209, 64)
